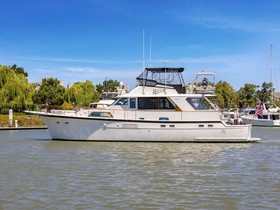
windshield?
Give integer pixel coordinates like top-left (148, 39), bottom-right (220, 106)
top-left (114, 98), bottom-right (128, 105)
top-left (186, 97), bottom-right (214, 110)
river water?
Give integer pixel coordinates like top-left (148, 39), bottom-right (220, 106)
top-left (0, 128), bottom-right (279, 210)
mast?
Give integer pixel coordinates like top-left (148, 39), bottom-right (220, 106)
top-left (270, 44), bottom-right (278, 101)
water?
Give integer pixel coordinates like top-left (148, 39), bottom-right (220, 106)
top-left (0, 128), bottom-right (279, 210)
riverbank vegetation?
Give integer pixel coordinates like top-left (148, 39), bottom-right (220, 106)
top-left (0, 113), bottom-right (45, 127)
top-left (1, 64), bottom-right (279, 118)
top-left (0, 65), bottom-right (119, 113)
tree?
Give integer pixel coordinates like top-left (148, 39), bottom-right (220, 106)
top-left (215, 81), bottom-right (236, 109)
top-left (65, 80), bottom-right (100, 107)
top-left (0, 65), bottom-right (33, 111)
top-left (96, 79), bottom-right (119, 93)
top-left (236, 83), bottom-right (258, 108)
top-left (32, 78), bottom-right (65, 108)
top-left (256, 82), bottom-right (274, 103)
top-left (10, 64), bottom-right (28, 77)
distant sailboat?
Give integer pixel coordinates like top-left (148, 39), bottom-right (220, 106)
top-left (241, 44), bottom-right (280, 127)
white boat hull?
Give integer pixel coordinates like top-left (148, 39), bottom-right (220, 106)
top-left (39, 113), bottom-right (258, 142)
top-left (242, 116), bottom-right (280, 127)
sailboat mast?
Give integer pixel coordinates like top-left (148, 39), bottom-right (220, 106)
top-left (269, 44), bottom-right (279, 101)
top-left (270, 44), bottom-right (273, 86)
top-left (270, 44), bottom-right (278, 91)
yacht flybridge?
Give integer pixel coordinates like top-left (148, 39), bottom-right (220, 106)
top-left (26, 67), bottom-right (259, 142)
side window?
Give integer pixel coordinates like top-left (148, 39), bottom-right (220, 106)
top-left (130, 98), bottom-right (136, 109)
top-left (138, 97), bottom-right (175, 109)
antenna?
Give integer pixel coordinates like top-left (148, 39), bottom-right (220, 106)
top-left (164, 60), bottom-right (168, 94)
top-left (142, 29), bottom-right (145, 94)
top-left (149, 35), bottom-right (152, 67)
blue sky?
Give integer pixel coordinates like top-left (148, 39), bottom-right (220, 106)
top-left (1, 0), bottom-right (280, 91)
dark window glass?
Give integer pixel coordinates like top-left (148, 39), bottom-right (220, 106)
top-left (138, 97), bottom-right (175, 109)
top-left (130, 98), bottom-right (136, 109)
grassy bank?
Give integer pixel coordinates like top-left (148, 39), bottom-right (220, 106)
top-left (0, 113), bottom-right (45, 127)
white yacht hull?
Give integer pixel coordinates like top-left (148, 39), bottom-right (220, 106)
top-left (39, 113), bottom-right (258, 142)
top-left (241, 116), bottom-right (280, 127)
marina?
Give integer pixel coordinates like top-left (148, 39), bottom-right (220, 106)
top-left (0, 127), bottom-right (279, 209)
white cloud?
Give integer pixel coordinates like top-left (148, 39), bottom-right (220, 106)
top-left (190, 16), bottom-right (280, 33)
top-left (15, 56), bottom-right (140, 65)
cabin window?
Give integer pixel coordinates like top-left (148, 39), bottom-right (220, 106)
top-left (89, 112), bottom-right (112, 117)
top-left (186, 98), bottom-right (213, 110)
top-left (138, 97), bottom-right (175, 109)
top-left (249, 110), bottom-right (255, 115)
top-left (89, 103), bottom-right (98, 108)
top-left (115, 98), bottom-right (128, 105)
top-left (272, 115), bottom-right (279, 120)
top-left (130, 98), bottom-right (136, 109)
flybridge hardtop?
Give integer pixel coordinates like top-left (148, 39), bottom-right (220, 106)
top-left (26, 66), bottom-right (259, 142)
top-left (136, 67), bottom-right (186, 93)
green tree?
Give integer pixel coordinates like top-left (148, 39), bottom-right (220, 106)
top-left (256, 82), bottom-right (274, 103)
top-left (0, 65), bottom-right (33, 111)
top-left (236, 83), bottom-right (258, 108)
top-left (96, 79), bottom-right (119, 93)
top-left (10, 64), bottom-right (28, 77)
top-left (215, 81), bottom-right (235, 109)
top-left (65, 80), bottom-right (99, 107)
top-left (32, 78), bottom-right (65, 108)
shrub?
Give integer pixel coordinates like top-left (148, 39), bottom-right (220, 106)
top-left (60, 102), bottom-right (74, 110)
top-left (0, 108), bottom-right (10, 115)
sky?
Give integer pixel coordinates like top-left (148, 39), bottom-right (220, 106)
top-left (1, 0), bottom-right (280, 91)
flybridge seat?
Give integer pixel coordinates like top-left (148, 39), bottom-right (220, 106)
top-left (137, 67), bottom-right (186, 93)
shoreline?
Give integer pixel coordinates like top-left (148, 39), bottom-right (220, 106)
top-left (0, 126), bottom-right (48, 130)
